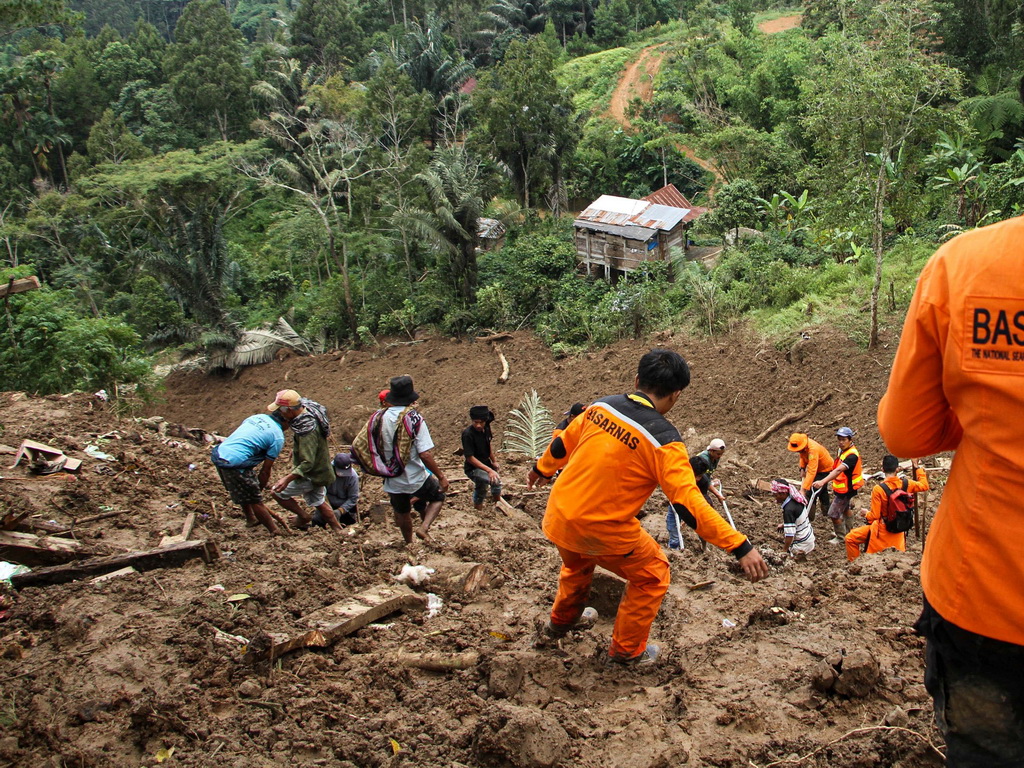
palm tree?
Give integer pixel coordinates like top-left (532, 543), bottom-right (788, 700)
top-left (391, 14), bottom-right (473, 147)
top-left (407, 147), bottom-right (488, 303)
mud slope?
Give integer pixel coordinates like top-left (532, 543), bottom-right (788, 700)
top-left (0, 328), bottom-right (947, 767)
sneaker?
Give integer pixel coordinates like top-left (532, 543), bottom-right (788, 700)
top-left (610, 643), bottom-right (660, 666)
top-left (541, 607), bottom-right (599, 639)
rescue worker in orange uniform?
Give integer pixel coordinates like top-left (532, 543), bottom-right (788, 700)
top-left (845, 455), bottom-right (928, 562)
top-left (552, 402), bottom-right (586, 440)
top-left (879, 211), bottom-right (1024, 767)
top-left (527, 349), bottom-right (769, 664)
top-left (786, 432), bottom-right (833, 520)
top-left (812, 427), bottom-right (863, 543)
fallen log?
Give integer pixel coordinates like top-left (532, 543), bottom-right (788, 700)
top-left (10, 539), bottom-right (219, 589)
top-left (752, 393), bottom-right (831, 444)
top-left (476, 332), bottom-right (513, 343)
top-left (494, 344), bottom-right (509, 384)
top-left (395, 651), bottom-right (480, 672)
top-left (244, 584), bottom-right (426, 663)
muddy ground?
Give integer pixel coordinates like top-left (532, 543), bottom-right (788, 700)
top-left (0, 328), bottom-right (948, 767)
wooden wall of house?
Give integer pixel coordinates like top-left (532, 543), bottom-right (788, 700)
top-left (576, 226), bottom-right (681, 274)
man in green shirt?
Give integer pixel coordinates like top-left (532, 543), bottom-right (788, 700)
top-left (269, 392), bottom-right (344, 534)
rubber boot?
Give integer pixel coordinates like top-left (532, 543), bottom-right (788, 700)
top-left (829, 521), bottom-right (846, 544)
top-left (845, 516), bottom-right (857, 534)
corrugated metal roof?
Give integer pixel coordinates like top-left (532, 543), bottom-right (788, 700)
top-left (643, 183), bottom-right (694, 209)
top-left (576, 185), bottom-right (708, 234)
top-left (574, 219), bottom-right (658, 240)
top-left (633, 203), bottom-right (688, 230)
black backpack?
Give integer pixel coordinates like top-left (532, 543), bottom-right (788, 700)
top-left (879, 478), bottom-right (915, 534)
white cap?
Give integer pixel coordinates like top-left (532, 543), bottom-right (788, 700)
top-left (708, 439), bottom-right (726, 451)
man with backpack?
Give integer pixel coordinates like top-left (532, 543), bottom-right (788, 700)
top-left (378, 375), bottom-right (449, 545)
top-left (845, 454), bottom-right (928, 562)
top-left (269, 392), bottom-right (344, 534)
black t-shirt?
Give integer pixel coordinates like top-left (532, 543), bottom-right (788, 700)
top-left (461, 425), bottom-right (494, 474)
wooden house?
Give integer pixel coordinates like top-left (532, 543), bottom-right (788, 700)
top-left (574, 184), bottom-right (707, 278)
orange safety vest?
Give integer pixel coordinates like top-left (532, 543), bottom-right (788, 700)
top-left (831, 446), bottom-right (863, 494)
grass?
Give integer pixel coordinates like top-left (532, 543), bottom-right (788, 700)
top-left (557, 46), bottom-right (635, 114)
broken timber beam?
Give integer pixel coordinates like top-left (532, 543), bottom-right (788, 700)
top-left (752, 394), bottom-right (831, 444)
top-left (244, 584), bottom-right (426, 663)
top-left (0, 276), bottom-right (41, 299)
top-left (476, 332), bottom-right (513, 343)
top-left (10, 539), bottom-right (219, 589)
top-left (159, 512), bottom-right (196, 547)
top-left (0, 529), bottom-right (90, 565)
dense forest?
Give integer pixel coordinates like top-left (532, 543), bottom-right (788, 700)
top-left (1, 0), bottom-right (1023, 396)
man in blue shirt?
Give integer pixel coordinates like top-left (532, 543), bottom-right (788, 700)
top-left (210, 389), bottom-right (304, 534)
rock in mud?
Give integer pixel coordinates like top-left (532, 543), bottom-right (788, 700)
top-left (832, 649), bottom-right (880, 698)
top-left (488, 653), bottom-right (526, 699)
top-left (474, 704), bottom-right (570, 768)
top-left (809, 660), bottom-right (837, 692)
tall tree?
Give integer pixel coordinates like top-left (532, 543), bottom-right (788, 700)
top-left (471, 37), bottom-right (578, 210)
top-left (406, 146), bottom-right (489, 303)
top-left (802, 0), bottom-right (962, 348)
top-left (290, 0), bottom-right (366, 75)
top-left (164, 0), bottom-right (251, 141)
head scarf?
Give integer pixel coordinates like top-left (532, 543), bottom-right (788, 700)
top-left (770, 479), bottom-right (806, 506)
top-left (291, 398), bottom-right (330, 437)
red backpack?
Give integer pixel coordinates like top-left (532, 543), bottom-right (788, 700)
top-left (878, 478), bottom-right (915, 534)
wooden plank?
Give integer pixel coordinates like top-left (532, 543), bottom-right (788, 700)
top-left (90, 566), bottom-right (137, 584)
top-left (0, 529), bottom-right (87, 565)
top-left (0, 276), bottom-right (41, 299)
top-left (244, 584), bottom-right (426, 663)
top-left (10, 539), bottom-right (218, 589)
top-left (159, 512), bottom-right (197, 547)
top-left (495, 498), bottom-right (518, 516)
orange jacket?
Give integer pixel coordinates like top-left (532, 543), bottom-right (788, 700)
top-left (536, 393), bottom-right (751, 558)
top-left (878, 214), bottom-right (1024, 645)
top-left (799, 439), bottom-right (833, 491)
top-left (831, 446), bottom-right (863, 495)
top-left (864, 469), bottom-right (930, 553)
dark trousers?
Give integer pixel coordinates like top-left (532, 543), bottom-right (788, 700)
top-left (916, 598), bottom-right (1024, 767)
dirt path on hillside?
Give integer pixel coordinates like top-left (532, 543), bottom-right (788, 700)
top-left (0, 328), bottom-right (950, 767)
top-left (607, 14), bottom-right (802, 190)
top-left (758, 13), bottom-right (802, 34)
top-left (607, 45), bottom-right (665, 130)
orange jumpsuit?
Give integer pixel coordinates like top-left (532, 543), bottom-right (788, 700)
top-left (798, 439), bottom-right (833, 494)
top-left (878, 215), bottom-right (1024, 646)
top-left (846, 468), bottom-right (929, 561)
top-left (535, 393), bottom-right (751, 659)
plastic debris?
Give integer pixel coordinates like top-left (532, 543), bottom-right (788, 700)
top-left (0, 561), bottom-right (30, 584)
top-left (188, 464), bottom-right (196, 471)
top-left (425, 593), bottom-right (443, 619)
top-left (94, 390), bottom-right (108, 402)
top-left (226, 593), bottom-right (250, 603)
top-left (213, 627), bottom-right (248, 646)
top-left (84, 445), bottom-right (115, 461)
top-left (392, 564), bottom-right (435, 586)
top-left (722, 618), bottom-right (737, 628)
top-left (206, 584), bottom-right (225, 592)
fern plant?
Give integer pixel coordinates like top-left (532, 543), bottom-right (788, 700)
top-left (502, 389), bottom-right (555, 459)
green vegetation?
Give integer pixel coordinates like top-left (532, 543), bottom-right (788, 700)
top-left (1, 0), bottom-right (1023, 394)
